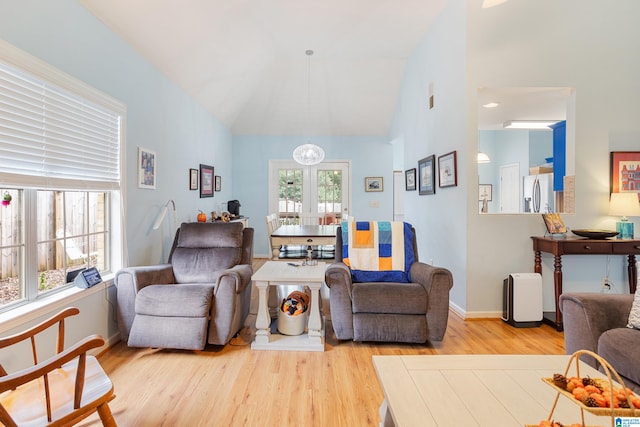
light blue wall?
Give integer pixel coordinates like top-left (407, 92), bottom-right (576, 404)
top-left (529, 131), bottom-right (553, 168)
top-left (390, 0), bottom-right (468, 308)
top-left (393, 0), bottom-right (640, 318)
top-left (478, 129), bottom-right (553, 214)
top-left (0, 0), bottom-right (233, 343)
top-left (232, 135), bottom-right (394, 257)
top-left (0, 0), bottom-right (234, 268)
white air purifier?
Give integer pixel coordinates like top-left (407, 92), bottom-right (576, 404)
top-left (502, 273), bottom-right (543, 328)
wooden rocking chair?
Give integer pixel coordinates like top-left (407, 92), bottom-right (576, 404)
top-left (0, 307), bottom-right (116, 426)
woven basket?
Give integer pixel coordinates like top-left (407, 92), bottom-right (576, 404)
top-left (539, 350), bottom-right (640, 427)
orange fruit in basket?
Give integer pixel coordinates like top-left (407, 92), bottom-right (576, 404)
top-left (572, 387), bottom-right (588, 401)
top-left (584, 384), bottom-right (600, 394)
top-left (589, 392), bottom-right (607, 408)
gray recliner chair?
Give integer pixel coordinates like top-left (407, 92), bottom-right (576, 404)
top-left (325, 225), bottom-right (453, 343)
top-left (115, 222), bottom-right (254, 350)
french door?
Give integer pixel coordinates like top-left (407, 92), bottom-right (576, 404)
top-left (268, 160), bottom-right (351, 224)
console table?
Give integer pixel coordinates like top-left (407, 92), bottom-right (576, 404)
top-left (531, 236), bottom-right (640, 330)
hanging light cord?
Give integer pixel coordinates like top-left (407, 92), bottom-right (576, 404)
top-left (306, 49), bottom-right (313, 140)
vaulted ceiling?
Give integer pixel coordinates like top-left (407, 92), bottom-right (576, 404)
top-left (80, 0), bottom-right (449, 136)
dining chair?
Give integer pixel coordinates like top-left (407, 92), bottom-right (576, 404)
top-left (298, 212), bottom-right (320, 225)
top-left (322, 213), bottom-right (337, 225)
top-left (342, 214), bottom-right (354, 222)
top-left (0, 307), bottom-right (117, 426)
top-left (266, 213), bottom-right (283, 259)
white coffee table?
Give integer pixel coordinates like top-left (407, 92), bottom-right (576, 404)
top-left (251, 261), bottom-right (326, 351)
top-left (373, 354), bottom-right (608, 427)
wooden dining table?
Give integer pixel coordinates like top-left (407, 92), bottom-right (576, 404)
top-left (270, 224), bottom-right (338, 260)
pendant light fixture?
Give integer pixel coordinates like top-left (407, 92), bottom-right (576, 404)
top-left (293, 49), bottom-right (325, 166)
top-left (477, 152), bottom-right (491, 163)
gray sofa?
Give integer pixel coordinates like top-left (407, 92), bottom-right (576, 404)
top-left (115, 222), bottom-right (254, 350)
top-left (325, 226), bottom-right (453, 343)
top-left (560, 292), bottom-right (639, 392)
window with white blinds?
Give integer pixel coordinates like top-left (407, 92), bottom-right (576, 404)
top-left (0, 42), bottom-right (123, 190)
top-left (0, 40), bottom-right (126, 312)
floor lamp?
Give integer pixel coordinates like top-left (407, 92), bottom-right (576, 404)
top-left (152, 199), bottom-right (177, 232)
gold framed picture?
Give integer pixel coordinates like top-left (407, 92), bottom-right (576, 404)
top-left (542, 213), bottom-right (566, 234)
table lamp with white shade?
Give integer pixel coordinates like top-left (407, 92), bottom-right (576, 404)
top-left (609, 192), bottom-right (640, 239)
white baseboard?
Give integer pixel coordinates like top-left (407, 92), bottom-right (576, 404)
top-left (449, 301), bottom-right (502, 320)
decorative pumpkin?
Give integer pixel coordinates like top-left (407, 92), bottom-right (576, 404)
top-left (197, 210), bottom-right (207, 222)
top-left (280, 291), bottom-right (309, 316)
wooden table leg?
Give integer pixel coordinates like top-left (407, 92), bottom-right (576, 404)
top-left (628, 254), bottom-right (637, 294)
top-left (534, 250), bottom-right (542, 274)
top-left (307, 281), bottom-right (323, 346)
top-left (253, 280), bottom-right (271, 346)
top-left (553, 254), bottom-right (563, 331)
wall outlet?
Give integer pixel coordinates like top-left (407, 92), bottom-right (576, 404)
top-left (601, 277), bottom-right (611, 292)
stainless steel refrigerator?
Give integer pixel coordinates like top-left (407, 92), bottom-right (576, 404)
top-left (523, 173), bottom-right (554, 213)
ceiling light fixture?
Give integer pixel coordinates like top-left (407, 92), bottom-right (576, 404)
top-left (503, 120), bottom-right (560, 130)
top-left (482, 0), bottom-right (510, 8)
top-left (477, 152), bottom-right (491, 164)
top-left (482, 102), bottom-right (500, 108)
top-left (293, 49), bottom-right (325, 166)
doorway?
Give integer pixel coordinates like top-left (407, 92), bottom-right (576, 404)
top-left (499, 163), bottom-right (520, 213)
top-left (268, 160), bottom-right (351, 224)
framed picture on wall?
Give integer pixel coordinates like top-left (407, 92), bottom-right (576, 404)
top-left (215, 175), bottom-right (221, 192)
top-left (199, 164), bottom-right (214, 198)
top-left (418, 155), bottom-right (435, 195)
top-left (479, 184), bottom-right (492, 201)
top-left (438, 151), bottom-right (457, 188)
top-left (610, 151), bottom-right (640, 194)
top-left (365, 177), bottom-right (383, 192)
top-left (405, 168), bottom-right (416, 191)
top-left (189, 168), bottom-right (198, 190)
top-left (138, 147), bottom-right (156, 189)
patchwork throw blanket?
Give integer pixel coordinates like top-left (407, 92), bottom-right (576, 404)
top-left (341, 221), bottom-right (414, 283)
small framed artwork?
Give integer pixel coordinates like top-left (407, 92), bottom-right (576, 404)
top-left (189, 168), bottom-right (198, 190)
top-left (542, 213), bottom-right (567, 234)
top-left (479, 184), bottom-right (492, 201)
top-left (610, 151), bottom-right (640, 194)
top-left (418, 155), bottom-right (436, 195)
top-left (438, 151), bottom-right (458, 188)
top-left (199, 164), bottom-right (214, 198)
top-left (138, 147), bottom-right (156, 189)
top-left (365, 177), bottom-right (383, 192)
top-left (215, 175), bottom-right (221, 192)
top-left (405, 168), bottom-right (416, 191)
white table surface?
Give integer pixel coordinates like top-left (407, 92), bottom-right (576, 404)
top-left (373, 354), bottom-right (613, 427)
top-left (251, 261), bottom-right (327, 351)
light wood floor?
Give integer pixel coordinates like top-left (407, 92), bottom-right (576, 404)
top-left (80, 259), bottom-right (565, 427)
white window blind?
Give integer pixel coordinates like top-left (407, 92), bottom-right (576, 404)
top-left (0, 52), bottom-right (122, 190)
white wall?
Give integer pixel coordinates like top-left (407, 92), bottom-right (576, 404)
top-left (232, 135), bottom-right (395, 257)
top-left (464, 0), bottom-right (640, 316)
